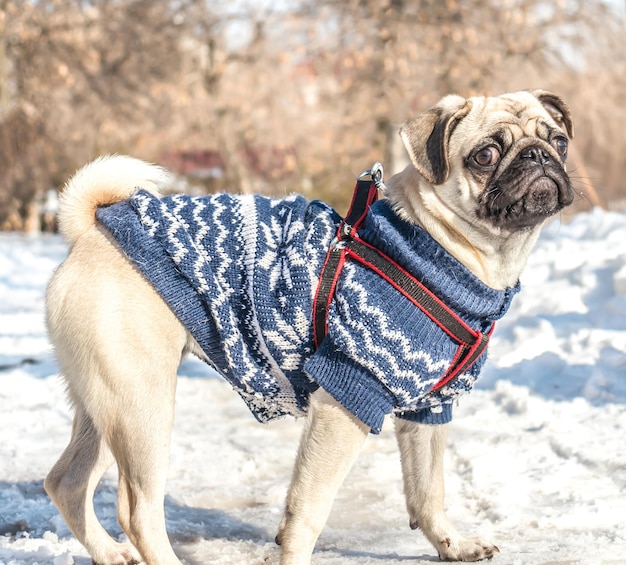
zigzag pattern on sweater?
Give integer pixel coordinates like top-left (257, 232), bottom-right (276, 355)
top-left (97, 190), bottom-right (518, 433)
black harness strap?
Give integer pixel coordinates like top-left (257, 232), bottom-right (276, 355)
top-left (312, 177), bottom-right (376, 348)
top-left (312, 168), bottom-right (494, 393)
top-left (342, 178), bottom-right (380, 239)
top-left (312, 242), bottom-right (347, 348)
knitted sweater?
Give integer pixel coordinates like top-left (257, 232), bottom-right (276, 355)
top-left (97, 191), bottom-right (519, 433)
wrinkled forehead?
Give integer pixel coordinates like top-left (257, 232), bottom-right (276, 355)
top-left (450, 92), bottom-right (560, 154)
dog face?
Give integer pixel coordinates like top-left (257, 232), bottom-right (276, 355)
top-left (399, 89), bottom-right (574, 232)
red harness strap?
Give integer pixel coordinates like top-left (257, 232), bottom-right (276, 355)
top-left (312, 170), bottom-right (494, 393)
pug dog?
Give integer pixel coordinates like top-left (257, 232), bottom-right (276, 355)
top-left (44, 89), bottom-right (574, 564)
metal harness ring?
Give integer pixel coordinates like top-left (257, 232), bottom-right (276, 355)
top-left (358, 162), bottom-right (386, 193)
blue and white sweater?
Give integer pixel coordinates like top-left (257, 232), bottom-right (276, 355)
top-left (97, 191), bottom-right (519, 433)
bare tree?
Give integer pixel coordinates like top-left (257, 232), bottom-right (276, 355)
top-left (0, 0), bottom-right (623, 229)
top-left (0, 0), bottom-right (214, 228)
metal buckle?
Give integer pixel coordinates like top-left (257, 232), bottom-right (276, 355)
top-left (329, 236), bottom-right (348, 250)
top-left (357, 162), bottom-right (386, 193)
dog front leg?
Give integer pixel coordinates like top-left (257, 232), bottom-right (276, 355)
top-left (277, 389), bottom-right (369, 565)
top-left (395, 419), bottom-right (499, 562)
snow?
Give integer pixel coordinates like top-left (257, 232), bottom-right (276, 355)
top-left (1, 209), bottom-right (625, 565)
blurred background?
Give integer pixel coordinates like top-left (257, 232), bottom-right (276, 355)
top-left (0, 0), bottom-right (624, 232)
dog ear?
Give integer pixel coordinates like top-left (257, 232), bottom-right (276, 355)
top-left (529, 89), bottom-right (574, 139)
top-left (400, 95), bottom-right (472, 185)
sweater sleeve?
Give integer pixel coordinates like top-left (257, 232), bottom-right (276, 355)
top-left (304, 335), bottom-right (454, 431)
top-left (303, 336), bottom-right (395, 434)
top-left (394, 402), bottom-right (453, 425)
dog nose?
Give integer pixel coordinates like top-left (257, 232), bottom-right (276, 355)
top-left (520, 146), bottom-right (551, 165)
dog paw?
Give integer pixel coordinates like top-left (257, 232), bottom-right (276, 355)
top-left (437, 535), bottom-right (499, 562)
top-left (91, 543), bottom-right (142, 565)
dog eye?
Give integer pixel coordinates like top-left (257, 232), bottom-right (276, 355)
top-left (551, 136), bottom-right (568, 159)
top-left (473, 146), bottom-right (500, 167)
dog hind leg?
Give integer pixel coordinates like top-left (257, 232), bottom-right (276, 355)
top-left (395, 419), bottom-right (499, 561)
top-left (46, 227), bottom-right (187, 564)
top-left (82, 305), bottom-right (183, 564)
top-left (107, 371), bottom-right (180, 565)
top-left (45, 408), bottom-right (142, 565)
top-left (277, 389), bottom-right (369, 565)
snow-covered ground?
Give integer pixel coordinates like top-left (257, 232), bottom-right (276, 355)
top-left (1, 209), bottom-right (625, 565)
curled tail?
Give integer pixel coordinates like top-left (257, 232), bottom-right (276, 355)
top-left (58, 155), bottom-right (171, 246)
